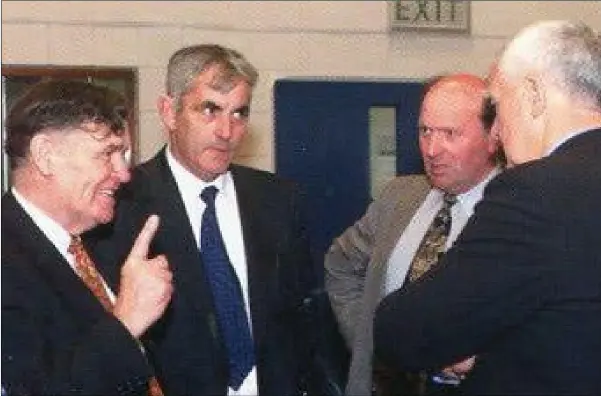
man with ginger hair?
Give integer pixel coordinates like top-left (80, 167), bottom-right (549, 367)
top-left (375, 20), bottom-right (601, 395)
top-left (326, 73), bottom-right (501, 395)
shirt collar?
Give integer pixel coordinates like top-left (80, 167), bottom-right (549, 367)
top-left (165, 145), bottom-right (232, 197)
top-left (435, 166), bottom-right (502, 215)
top-left (12, 187), bottom-right (72, 259)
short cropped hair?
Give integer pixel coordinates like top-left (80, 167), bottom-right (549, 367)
top-left (166, 44), bottom-right (259, 111)
top-left (500, 20), bottom-right (601, 107)
top-left (5, 79), bottom-right (128, 168)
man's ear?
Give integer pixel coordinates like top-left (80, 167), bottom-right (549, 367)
top-left (157, 94), bottom-right (177, 132)
top-left (29, 133), bottom-right (55, 176)
top-left (524, 75), bottom-right (546, 119)
top-left (487, 129), bottom-right (501, 156)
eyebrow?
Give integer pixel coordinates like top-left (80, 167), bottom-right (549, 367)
top-left (234, 104), bottom-right (250, 116)
top-left (199, 100), bottom-right (222, 111)
top-left (199, 100), bottom-right (250, 115)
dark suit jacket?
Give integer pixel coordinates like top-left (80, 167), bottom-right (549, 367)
top-left (91, 149), bottom-right (324, 396)
top-left (374, 129), bottom-right (601, 395)
top-left (1, 193), bottom-right (153, 396)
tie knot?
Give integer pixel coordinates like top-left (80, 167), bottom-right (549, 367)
top-left (201, 186), bottom-right (219, 205)
top-left (68, 235), bottom-right (83, 255)
top-left (443, 193), bottom-right (457, 208)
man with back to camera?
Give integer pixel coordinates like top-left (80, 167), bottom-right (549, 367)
top-left (374, 20), bottom-right (601, 395)
top-left (325, 73), bottom-right (502, 396)
top-left (91, 44), bottom-right (338, 396)
top-left (1, 80), bottom-right (172, 395)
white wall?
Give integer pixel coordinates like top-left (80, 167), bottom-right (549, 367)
top-left (3, 1), bottom-right (600, 170)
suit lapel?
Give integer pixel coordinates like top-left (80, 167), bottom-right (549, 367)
top-left (138, 152), bottom-right (220, 335)
top-left (229, 166), bottom-right (272, 352)
top-left (139, 156), bottom-right (275, 357)
top-left (380, 177), bottom-right (431, 261)
top-left (368, 176), bottom-right (431, 300)
top-left (3, 193), bottom-right (109, 322)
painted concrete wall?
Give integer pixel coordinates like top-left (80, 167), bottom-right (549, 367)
top-left (3, 1), bottom-right (599, 170)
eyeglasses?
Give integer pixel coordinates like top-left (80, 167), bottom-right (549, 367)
top-left (480, 93), bottom-right (497, 131)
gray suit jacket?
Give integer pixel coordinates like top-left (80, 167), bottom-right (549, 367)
top-left (325, 174), bottom-right (430, 396)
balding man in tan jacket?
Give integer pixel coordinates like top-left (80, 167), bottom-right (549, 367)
top-left (325, 74), bottom-right (502, 396)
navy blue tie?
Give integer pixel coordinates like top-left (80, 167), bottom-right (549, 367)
top-left (200, 186), bottom-right (255, 390)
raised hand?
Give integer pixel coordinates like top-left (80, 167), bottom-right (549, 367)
top-left (113, 215), bottom-right (173, 338)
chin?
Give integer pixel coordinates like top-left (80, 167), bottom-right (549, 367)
top-left (198, 159), bottom-right (230, 177)
top-left (208, 163), bottom-right (230, 177)
top-left (428, 175), bottom-right (448, 187)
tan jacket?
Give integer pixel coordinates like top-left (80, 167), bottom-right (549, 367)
top-left (325, 174), bottom-right (430, 396)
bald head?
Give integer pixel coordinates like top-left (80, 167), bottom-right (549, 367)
top-left (419, 73), bottom-right (498, 194)
top-left (427, 74), bottom-right (487, 95)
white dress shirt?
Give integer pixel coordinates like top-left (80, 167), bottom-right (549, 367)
top-left (166, 148), bottom-right (258, 396)
top-left (384, 168), bottom-right (501, 295)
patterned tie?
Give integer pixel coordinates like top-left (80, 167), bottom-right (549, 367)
top-left (389, 194), bottom-right (458, 396)
top-left (408, 193), bottom-right (457, 283)
top-left (200, 186), bottom-right (255, 390)
top-left (68, 236), bottom-right (164, 396)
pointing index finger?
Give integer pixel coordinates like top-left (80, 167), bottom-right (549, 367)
top-left (129, 214), bottom-right (160, 259)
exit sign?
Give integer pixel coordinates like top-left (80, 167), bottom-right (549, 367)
top-left (390, 0), bottom-right (470, 33)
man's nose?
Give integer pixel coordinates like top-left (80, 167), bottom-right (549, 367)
top-left (215, 114), bottom-right (233, 140)
top-left (422, 132), bottom-right (443, 158)
top-left (113, 156), bottom-right (131, 183)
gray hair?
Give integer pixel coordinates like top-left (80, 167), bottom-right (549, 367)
top-left (166, 44), bottom-right (259, 110)
top-left (499, 20), bottom-right (601, 107)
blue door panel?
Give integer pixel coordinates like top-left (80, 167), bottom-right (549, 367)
top-left (274, 79), bottom-right (424, 265)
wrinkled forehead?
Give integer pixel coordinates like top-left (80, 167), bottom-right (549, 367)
top-left (193, 63), bottom-right (251, 95)
top-left (77, 121), bottom-right (128, 141)
top-left (421, 84), bottom-right (484, 120)
top-left (64, 122), bottom-right (130, 154)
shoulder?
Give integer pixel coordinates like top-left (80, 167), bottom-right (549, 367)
top-left (487, 155), bottom-right (575, 198)
top-left (492, 130), bottom-right (601, 192)
top-left (2, 195), bottom-right (37, 261)
top-left (129, 152), bottom-right (166, 187)
top-left (231, 164), bottom-right (295, 184)
top-left (117, 151), bottom-right (171, 202)
top-left (1, 223), bottom-right (49, 303)
top-left (377, 174), bottom-right (430, 202)
top-left (230, 164), bottom-right (301, 195)
top-left (487, 150), bottom-right (600, 214)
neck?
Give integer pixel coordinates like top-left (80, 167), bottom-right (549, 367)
top-left (542, 93), bottom-right (601, 154)
top-left (542, 111), bottom-right (601, 154)
top-left (13, 170), bottom-right (81, 234)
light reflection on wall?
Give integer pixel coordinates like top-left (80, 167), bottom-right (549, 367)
top-left (369, 106), bottom-right (397, 199)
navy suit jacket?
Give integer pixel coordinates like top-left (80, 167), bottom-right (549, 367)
top-left (1, 193), bottom-right (153, 396)
top-left (374, 129), bottom-right (601, 395)
top-left (91, 149), bottom-right (321, 396)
